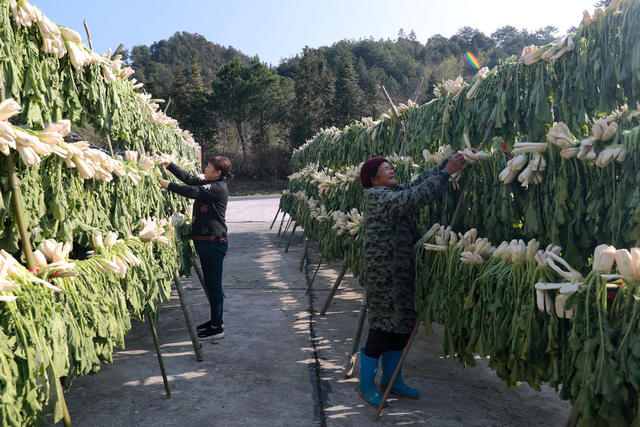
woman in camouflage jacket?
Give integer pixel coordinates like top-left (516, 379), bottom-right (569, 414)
top-left (356, 154), bottom-right (466, 407)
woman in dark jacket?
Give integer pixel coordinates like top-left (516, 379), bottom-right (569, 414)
top-left (357, 153), bottom-right (466, 407)
top-left (159, 155), bottom-right (232, 340)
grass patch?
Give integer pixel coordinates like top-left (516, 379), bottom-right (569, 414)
top-left (229, 190), bottom-right (282, 197)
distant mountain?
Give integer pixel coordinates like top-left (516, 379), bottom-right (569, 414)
top-left (129, 31), bottom-right (251, 98)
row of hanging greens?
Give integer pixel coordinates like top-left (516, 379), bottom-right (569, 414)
top-left (415, 225), bottom-right (640, 426)
top-left (0, 1), bottom-right (198, 158)
top-left (281, 108), bottom-right (640, 276)
top-left (0, 0), bottom-right (200, 424)
top-left (0, 227), bottom-right (180, 426)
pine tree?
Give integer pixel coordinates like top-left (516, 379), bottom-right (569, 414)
top-left (332, 50), bottom-right (362, 126)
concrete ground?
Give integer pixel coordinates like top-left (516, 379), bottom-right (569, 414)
top-left (59, 195), bottom-right (572, 426)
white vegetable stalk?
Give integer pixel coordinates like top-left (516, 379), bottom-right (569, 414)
top-left (544, 251), bottom-right (583, 282)
top-left (576, 137), bottom-right (597, 160)
top-left (547, 122), bottom-right (577, 149)
top-left (595, 145), bottom-right (627, 167)
top-left (615, 249), bottom-right (640, 283)
top-left (511, 142), bottom-right (548, 155)
top-left (9, 0), bottom-right (39, 27)
top-left (36, 12), bottom-right (66, 58)
top-left (0, 121), bottom-right (17, 156)
top-left (592, 118), bottom-right (618, 142)
top-left (593, 244), bottom-right (616, 273)
top-left (443, 76), bottom-right (464, 97)
top-left (0, 249), bottom-right (61, 293)
top-left (0, 99), bottom-right (21, 121)
top-left (466, 67), bottom-right (489, 100)
top-left (499, 154), bottom-right (528, 184)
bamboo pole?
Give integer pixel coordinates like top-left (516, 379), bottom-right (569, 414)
top-left (299, 238), bottom-right (311, 272)
top-left (192, 259), bottom-right (210, 303)
top-left (345, 295), bottom-right (367, 378)
top-left (147, 314), bottom-right (171, 398)
top-left (284, 224), bottom-right (298, 253)
top-left (410, 77), bottom-right (424, 103)
top-left (277, 213), bottom-right (288, 237)
top-left (110, 43), bottom-right (125, 60)
top-left (279, 218), bottom-right (293, 243)
top-left (320, 261), bottom-right (349, 316)
top-left (375, 118), bottom-right (497, 419)
top-left (82, 20), bottom-right (93, 50)
top-left (382, 85), bottom-right (406, 153)
top-left (269, 207), bottom-right (281, 230)
top-left (374, 321), bottom-right (419, 421)
top-left (304, 255), bottom-right (323, 295)
top-left (173, 272), bottom-right (203, 362)
top-left (105, 134), bottom-right (115, 158)
top-left (7, 153), bottom-right (35, 267)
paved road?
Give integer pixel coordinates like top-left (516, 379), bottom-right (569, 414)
top-left (59, 195), bottom-right (571, 426)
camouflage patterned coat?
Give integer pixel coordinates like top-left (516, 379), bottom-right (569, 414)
top-left (362, 162), bottom-right (451, 334)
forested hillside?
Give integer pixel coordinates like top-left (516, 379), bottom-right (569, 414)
top-left (127, 26), bottom-right (563, 178)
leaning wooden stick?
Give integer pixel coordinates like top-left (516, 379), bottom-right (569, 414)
top-left (299, 237), bottom-right (311, 272)
top-left (374, 321), bottom-right (419, 421)
top-left (147, 314), bottom-right (171, 399)
top-left (320, 260), bottom-right (349, 315)
top-left (345, 295), bottom-right (368, 377)
top-left (305, 254), bottom-right (324, 295)
top-left (269, 207), bottom-right (281, 230)
top-left (382, 85), bottom-right (407, 153)
top-left (284, 224), bottom-right (298, 253)
top-left (279, 218), bottom-right (293, 243)
top-left (174, 272), bottom-right (204, 362)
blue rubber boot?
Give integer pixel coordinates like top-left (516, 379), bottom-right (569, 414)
top-left (380, 350), bottom-right (420, 399)
top-left (357, 349), bottom-right (387, 407)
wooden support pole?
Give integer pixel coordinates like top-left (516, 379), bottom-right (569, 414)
top-left (147, 314), bottom-right (171, 398)
top-left (83, 20), bottom-right (93, 50)
top-left (411, 77), bottom-right (424, 103)
top-left (105, 134), bottom-right (115, 158)
top-left (192, 260), bottom-right (210, 303)
top-left (305, 255), bottom-right (323, 295)
top-left (7, 153), bottom-right (35, 267)
top-left (299, 238), bottom-right (311, 272)
top-left (284, 224), bottom-right (298, 253)
top-left (320, 261), bottom-right (349, 316)
top-left (110, 43), bottom-right (125, 60)
top-left (277, 213), bottom-right (288, 237)
top-left (269, 207), bottom-right (281, 230)
top-left (174, 273), bottom-right (204, 362)
top-left (345, 295), bottom-right (367, 378)
top-left (374, 320), bottom-right (420, 421)
top-left (279, 218), bottom-right (293, 244)
top-left (382, 85), bottom-right (406, 153)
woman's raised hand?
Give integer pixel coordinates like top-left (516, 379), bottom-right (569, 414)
top-left (444, 153), bottom-right (466, 175)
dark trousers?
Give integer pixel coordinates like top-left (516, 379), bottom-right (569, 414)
top-left (193, 240), bottom-right (228, 327)
top-left (364, 328), bottom-right (410, 358)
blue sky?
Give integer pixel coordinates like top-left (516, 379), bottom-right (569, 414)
top-left (34, 0), bottom-right (598, 66)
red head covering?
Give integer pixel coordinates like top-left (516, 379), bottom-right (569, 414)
top-left (360, 157), bottom-right (387, 188)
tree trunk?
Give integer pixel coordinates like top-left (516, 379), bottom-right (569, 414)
top-left (235, 118), bottom-right (246, 155)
